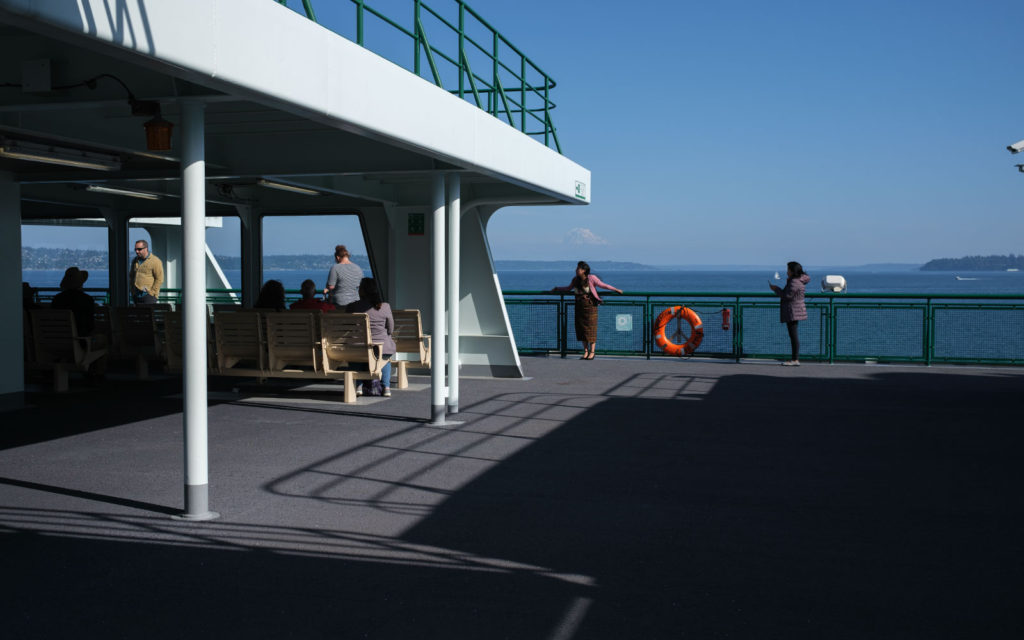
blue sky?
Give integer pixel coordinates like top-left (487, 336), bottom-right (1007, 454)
top-left (482, 0), bottom-right (1024, 265)
top-left (21, 0), bottom-right (1024, 266)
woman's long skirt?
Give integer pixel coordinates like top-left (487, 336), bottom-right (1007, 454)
top-left (574, 293), bottom-right (598, 343)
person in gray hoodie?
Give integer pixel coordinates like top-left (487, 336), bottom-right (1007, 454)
top-left (769, 261), bottom-right (811, 366)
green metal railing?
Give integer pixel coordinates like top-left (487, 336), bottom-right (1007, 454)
top-left (33, 288), bottom-right (1023, 366)
top-left (275, 0), bottom-right (561, 152)
top-left (503, 291), bottom-right (1024, 366)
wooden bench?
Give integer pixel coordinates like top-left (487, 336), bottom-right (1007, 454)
top-left (163, 310), bottom-right (216, 373)
top-left (28, 309), bottom-right (108, 392)
top-left (213, 311), bottom-right (266, 377)
top-left (264, 311), bottom-right (323, 374)
top-left (320, 312), bottom-right (389, 403)
top-left (207, 310), bottom-right (395, 403)
top-left (112, 306), bottom-right (168, 379)
top-left (392, 308), bottom-right (431, 388)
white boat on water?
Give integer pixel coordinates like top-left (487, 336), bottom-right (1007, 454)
top-left (1008, 268), bottom-right (1020, 272)
top-left (955, 275), bottom-right (978, 281)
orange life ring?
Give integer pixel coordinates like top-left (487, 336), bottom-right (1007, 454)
top-left (653, 306), bottom-right (704, 356)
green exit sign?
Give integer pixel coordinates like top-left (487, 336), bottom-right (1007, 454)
top-left (408, 212), bottom-right (424, 236)
top-left (574, 180), bottom-right (587, 201)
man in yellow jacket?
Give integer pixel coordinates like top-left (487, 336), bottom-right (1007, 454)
top-left (130, 239), bottom-right (164, 304)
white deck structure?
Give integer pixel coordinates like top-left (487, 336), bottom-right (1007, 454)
top-left (0, 0), bottom-right (589, 517)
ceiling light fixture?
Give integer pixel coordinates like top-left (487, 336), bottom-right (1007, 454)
top-left (257, 178), bottom-right (321, 196)
top-left (86, 184), bottom-right (161, 200)
top-left (0, 139), bottom-right (121, 171)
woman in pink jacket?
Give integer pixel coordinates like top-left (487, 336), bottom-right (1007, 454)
top-left (551, 261), bottom-right (622, 360)
top-left (769, 261), bottom-right (811, 366)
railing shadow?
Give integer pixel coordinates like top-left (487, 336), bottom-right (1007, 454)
top-left (264, 366), bottom-right (1024, 636)
top-left (0, 506), bottom-right (592, 638)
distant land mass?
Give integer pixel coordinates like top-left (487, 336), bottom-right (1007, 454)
top-left (22, 247), bottom-right (108, 270)
top-left (920, 254), bottom-right (1024, 271)
top-left (494, 260), bottom-right (655, 271)
top-left (18, 248), bottom-right (934, 272)
top-left (214, 254), bottom-right (370, 270)
top-left (21, 248), bottom-right (369, 271)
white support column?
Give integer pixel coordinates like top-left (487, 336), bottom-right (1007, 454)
top-left (176, 100), bottom-right (218, 521)
top-left (430, 174), bottom-right (446, 424)
top-left (446, 174), bottom-right (461, 414)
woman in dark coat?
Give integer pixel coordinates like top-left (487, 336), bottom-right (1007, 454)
top-left (769, 261), bottom-right (811, 366)
top-left (551, 260), bottom-right (622, 360)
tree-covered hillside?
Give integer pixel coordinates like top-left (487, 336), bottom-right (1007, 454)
top-left (22, 248), bottom-right (370, 270)
top-left (23, 247), bottom-right (108, 269)
top-left (920, 254), bottom-right (1024, 271)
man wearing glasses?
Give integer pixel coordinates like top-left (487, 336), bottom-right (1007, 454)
top-left (129, 239), bottom-right (164, 304)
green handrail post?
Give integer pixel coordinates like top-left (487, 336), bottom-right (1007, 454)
top-left (356, 0), bottom-right (365, 45)
top-left (827, 295), bottom-right (835, 364)
top-left (414, 0), bottom-right (422, 76)
top-left (733, 296), bottom-right (741, 362)
top-left (492, 31), bottom-right (499, 117)
top-left (559, 294), bottom-right (567, 358)
top-left (735, 300), bottom-right (744, 362)
top-left (520, 57), bottom-right (527, 132)
top-left (924, 297), bottom-right (933, 366)
top-left (644, 295), bottom-right (652, 359)
top-left (544, 81), bottom-right (550, 146)
top-left (458, 1), bottom-right (465, 99)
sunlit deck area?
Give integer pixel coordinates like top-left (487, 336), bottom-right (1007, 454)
top-left (1, 356), bottom-right (1020, 637)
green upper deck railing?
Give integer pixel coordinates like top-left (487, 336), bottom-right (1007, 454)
top-left (275, 0), bottom-right (562, 153)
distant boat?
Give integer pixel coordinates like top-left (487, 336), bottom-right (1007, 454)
top-left (774, 271), bottom-right (781, 280)
top-left (955, 275), bottom-right (978, 281)
top-left (1008, 268), bottom-right (1020, 272)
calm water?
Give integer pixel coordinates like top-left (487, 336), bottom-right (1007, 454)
top-left (24, 268), bottom-right (1024, 296)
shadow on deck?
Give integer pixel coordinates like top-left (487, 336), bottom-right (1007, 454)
top-left (0, 358), bottom-right (1020, 638)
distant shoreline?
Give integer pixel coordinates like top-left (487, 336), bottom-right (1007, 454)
top-left (20, 247), bottom-right (935, 271)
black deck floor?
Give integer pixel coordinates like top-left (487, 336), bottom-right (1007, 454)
top-left (1, 356), bottom-right (1021, 638)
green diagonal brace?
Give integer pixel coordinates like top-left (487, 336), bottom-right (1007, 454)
top-left (494, 76), bottom-right (515, 127)
top-left (301, 0), bottom-right (317, 21)
top-left (461, 51), bottom-right (483, 108)
top-left (416, 18), bottom-right (442, 86)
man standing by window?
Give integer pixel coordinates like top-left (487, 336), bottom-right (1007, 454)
top-left (130, 239), bottom-right (164, 304)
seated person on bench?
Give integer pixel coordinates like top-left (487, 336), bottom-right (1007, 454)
top-left (289, 279), bottom-right (334, 312)
top-left (346, 278), bottom-right (396, 397)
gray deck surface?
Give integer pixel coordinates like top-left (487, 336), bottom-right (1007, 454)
top-left (1, 356), bottom-right (1021, 638)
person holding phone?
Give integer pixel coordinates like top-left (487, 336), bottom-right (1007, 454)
top-left (769, 261), bottom-right (811, 366)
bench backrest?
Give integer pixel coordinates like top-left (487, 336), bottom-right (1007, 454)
top-left (163, 311), bottom-right (184, 372)
top-left (392, 308), bottom-right (430, 365)
top-left (321, 313), bottom-right (379, 373)
top-left (264, 311), bottom-right (322, 373)
top-left (164, 310), bottom-right (217, 373)
top-left (30, 309), bottom-right (83, 363)
top-left (115, 307), bottom-right (160, 351)
top-left (214, 311), bottom-right (265, 372)
top-left (93, 306), bottom-right (113, 345)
